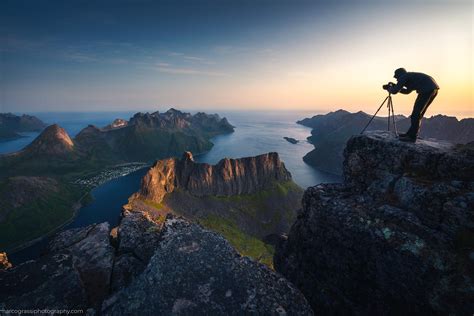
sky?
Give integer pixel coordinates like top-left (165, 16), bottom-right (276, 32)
top-left (0, 0), bottom-right (472, 117)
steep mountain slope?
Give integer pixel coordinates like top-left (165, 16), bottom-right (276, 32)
top-left (299, 109), bottom-right (474, 174)
top-left (275, 131), bottom-right (473, 314)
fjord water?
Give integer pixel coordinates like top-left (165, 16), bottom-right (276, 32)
top-left (6, 110), bottom-right (340, 264)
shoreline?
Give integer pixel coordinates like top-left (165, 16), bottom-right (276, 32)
top-left (7, 164), bottom-right (150, 256)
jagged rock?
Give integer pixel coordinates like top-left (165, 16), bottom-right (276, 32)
top-left (0, 253), bottom-right (88, 310)
top-left (47, 222), bottom-right (115, 308)
top-left (137, 151), bottom-right (292, 202)
top-left (1, 205), bottom-right (310, 314)
top-left (110, 206), bottom-right (165, 290)
top-left (0, 252), bottom-right (12, 270)
top-left (275, 131), bottom-right (474, 315)
top-left (102, 217), bottom-right (313, 315)
top-left (103, 118), bottom-right (128, 130)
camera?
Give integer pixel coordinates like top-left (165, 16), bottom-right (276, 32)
top-left (383, 82), bottom-right (395, 91)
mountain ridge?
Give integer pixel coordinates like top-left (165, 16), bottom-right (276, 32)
top-left (298, 109), bottom-right (474, 174)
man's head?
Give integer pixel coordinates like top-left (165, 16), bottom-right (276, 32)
top-left (394, 68), bottom-right (407, 79)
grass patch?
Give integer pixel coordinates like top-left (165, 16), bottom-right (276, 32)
top-left (143, 199), bottom-right (163, 210)
top-left (199, 215), bottom-right (275, 269)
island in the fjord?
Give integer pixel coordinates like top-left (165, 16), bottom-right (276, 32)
top-left (126, 151), bottom-right (303, 266)
top-left (0, 109), bottom-right (234, 251)
top-left (283, 136), bottom-right (299, 144)
top-left (0, 152), bottom-right (310, 315)
top-left (299, 109), bottom-right (474, 174)
top-left (0, 113), bottom-right (47, 141)
top-left (275, 131), bottom-right (473, 315)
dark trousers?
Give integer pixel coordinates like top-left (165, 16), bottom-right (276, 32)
top-left (406, 89), bottom-right (438, 137)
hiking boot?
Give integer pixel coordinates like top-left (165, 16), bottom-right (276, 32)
top-left (398, 134), bottom-right (416, 142)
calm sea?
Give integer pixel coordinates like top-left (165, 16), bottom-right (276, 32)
top-left (4, 110), bottom-right (340, 263)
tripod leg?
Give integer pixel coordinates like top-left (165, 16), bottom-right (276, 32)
top-left (360, 95), bottom-right (389, 134)
top-left (390, 97), bottom-right (398, 135)
top-left (387, 103), bottom-right (390, 131)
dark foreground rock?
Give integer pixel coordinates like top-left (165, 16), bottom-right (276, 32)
top-left (103, 217), bottom-right (312, 315)
top-left (1, 212), bottom-right (312, 315)
top-left (275, 131), bottom-right (474, 315)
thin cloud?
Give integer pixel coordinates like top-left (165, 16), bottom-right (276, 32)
top-left (168, 52), bottom-right (215, 65)
top-left (156, 66), bottom-right (228, 77)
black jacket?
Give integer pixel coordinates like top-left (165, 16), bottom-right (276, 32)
top-left (389, 72), bottom-right (440, 94)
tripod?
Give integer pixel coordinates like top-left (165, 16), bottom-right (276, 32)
top-left (360, 93), bottom-right (398, 135)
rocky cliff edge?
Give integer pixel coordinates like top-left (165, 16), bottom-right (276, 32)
top-left (137, 151), bottom-right (292, 202)
top-left (275, 131), bottom-right (474, 315)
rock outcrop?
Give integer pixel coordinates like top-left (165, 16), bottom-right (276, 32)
top-left (103, 118), bottom-right (128, 130)
top-left (103, 217), bottom-right (312, 315)
top-left (275, 131), bottom-right (473, 315)
top-left (299, 109), bottom-right (474, 174)
top-left (0, 252), bottom-right (11, 270)
top-left (137, 151), bottom-right (292, 202)
top-left (1, 213), bottom-right (313, 314)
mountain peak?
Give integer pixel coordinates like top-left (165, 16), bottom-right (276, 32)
top-left (24, 124), bottom-right (74, 156)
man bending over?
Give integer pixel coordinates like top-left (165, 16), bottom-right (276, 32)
top-left (384, 68), bottom-right (439, 142)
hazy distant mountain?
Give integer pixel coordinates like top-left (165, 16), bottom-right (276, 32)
top-left (0, 113), bottom-right (47, 141)
top-left (298, 110), bottom-right (474, 174)
top-left (75, 108), bottom-right (235, 162)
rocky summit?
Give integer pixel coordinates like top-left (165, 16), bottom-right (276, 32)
top-left (137, 151), bottom-right (292, 202)
top-left (275, 131), bottom-right (473, 315)
top-left (0, 214), bottom-right (313, 315)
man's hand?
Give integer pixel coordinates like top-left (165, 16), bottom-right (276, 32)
top-left (383, 82), bottom-right (395, 91)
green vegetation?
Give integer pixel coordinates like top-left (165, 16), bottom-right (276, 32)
top-left (0, 183), bottom-right (84, 250)
top-left (199, 215), bottom-right (275, 269)
top-left (210, 180), bottom-right (301, 226)
top-left (143, 199), bottom-right (163, 210)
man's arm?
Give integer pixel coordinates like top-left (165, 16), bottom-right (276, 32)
top-left (400, 87), bottom-right (413, 94)
top-left (388, 75), bottom-right (408, 94)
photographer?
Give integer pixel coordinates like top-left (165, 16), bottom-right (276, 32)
top-left (384, 68), bottom-right (439, 142)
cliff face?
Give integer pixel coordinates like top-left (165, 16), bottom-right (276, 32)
top-left (138, 151), bottom-right (292, 202)
top-left (0, 213), bottom-right (313, 314)
top-left (275, 131), bottom-right (473, 315)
